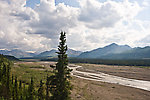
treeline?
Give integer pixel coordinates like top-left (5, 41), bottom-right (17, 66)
top-left (0, 54), bottom-right (48, 99)
top-left (4, 55), bottom-right (19, 61)
top-left (0, 54), bottom-right (11, 99)
top-left (0, 54), bottom-right (62, 100)
top-left (0, 32), bottom-right (72, 100)
top-left (0, 54), bottom-right (19, 61)
top-left (41, 58), bottom-right (150, 66)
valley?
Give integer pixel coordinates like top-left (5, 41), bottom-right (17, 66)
top-left (1, 0), bottom-right (150, 99)
top-left (11, 61), bottom-right (150, 100)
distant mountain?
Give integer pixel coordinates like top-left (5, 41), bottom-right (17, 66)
top-left (102, 46), bottom-right (150, 59)
top-left (2, 43), bottom-right (150, 59)
top-left (67, 49), bottom-right (82, 57)
top-left (78, 43), bottom-right (132, 58)
top-left (36, 49), bottom-right (82, 57)
top-left (36, 49), bottom-right (57, 57)
top-left (0, 49), bottom-right (36, 58)
top-left (0, 48), bottom-right (82, 58)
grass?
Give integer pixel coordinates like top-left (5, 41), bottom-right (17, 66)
top-left (11, 63), bottom-right (53, 86)
top-left (18, 63), bottom-right (45, 69)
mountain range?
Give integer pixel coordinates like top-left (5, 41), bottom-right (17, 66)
top-left (0, 48), bottom-right (82, 58)
top-left (1, 43), bottom-right (150, 59)
top-left (100, 46), bottom-right (150, 59)
top-left (0, 49), bottom-right (36, 58)
top-left (36, 49), bottom-right (82, 58)
top-left (78, 43), bottom-right (131, 58)
top-left (78, 43), bottom-right (150, 59)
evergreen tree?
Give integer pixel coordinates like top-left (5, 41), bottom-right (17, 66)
top-left (2, 64), bottom-right (7, 84)
top-left (19, 80), bottom-right (23, 99)
top-left (12, 85), bottom-right (15, 100)
top-left (23, 84), bottom-right (27, 100)
top-left (49, 31), bottom-right (72, 100)
top-left (14, 76), bottom-right (18, 100)
top-left (38, 80), bottom-right (44, 100)
top-left (19, 80), bottom-right (22, 90)
top-left (0, 55), bottom-right (3, 82)
top-left (0, 55), bottom-right (11, 99)
top-left (46, 75), bottom-right (49, 100)
top-left (6, 63), bottom-right (11, 98)
top-left (28, 77), bottom-right (34, 100)
top-left (12, 74), bottom-right (14, 85)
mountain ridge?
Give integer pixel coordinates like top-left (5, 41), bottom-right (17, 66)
top-left (78, 43), bottom-right (150, 59)
top-left (0, 49), bottom-right (36, 58)
top-left (36, 49), bottom-right (82, 57)
top-left (1, 43), bottom-right (150, 59)
top-left (78, 43), bottom-right (132, 58)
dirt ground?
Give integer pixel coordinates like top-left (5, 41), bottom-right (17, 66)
top-left (71, 77), bottom-right (150, 100)
top-left (13, 62), bottom-right (150, 100)
top-left (77, 64), bottom-right (150, 81)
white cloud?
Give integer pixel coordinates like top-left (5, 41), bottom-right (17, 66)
top-left (78, 0), bottom-right (121, 29)
top-left (0, 0), bottom-right (51, 52)
top-left (30, 1), bottom-right (79, 38)
top-left (142, 0), bottom-right (150, 7)
top-left (0, 0), bottom-right (149, 52)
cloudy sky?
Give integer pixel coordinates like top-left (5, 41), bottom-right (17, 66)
top-left (0, 0), bottom-right (150, 52)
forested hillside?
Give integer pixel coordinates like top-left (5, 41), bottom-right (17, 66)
top-left (0, 32), bottom-right (72, 100)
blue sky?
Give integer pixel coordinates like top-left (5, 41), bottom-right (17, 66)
top-left (55, 0), bottom-right (79, 7)
top-left (26, 0), bottom-right (79, 8)
top-left (26, 0), bottom-right (40, 8)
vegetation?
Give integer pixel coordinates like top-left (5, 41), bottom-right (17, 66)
top-left (48, 31), bottom-right (72, 100)
top-left (3, 55), bottom-right (19, 61)
top-left (42, 58), bottom-right (150, 67)
top-left (0, 54), bottom-right (37, 99)
top-left (0, 31), bottom-right (72, 100)
top-left (11, 63), bottom-right (52, 86)
top-left (38, 80), bottom-right (44, 100)
top-left (0, 54), bottom-right (12, 99)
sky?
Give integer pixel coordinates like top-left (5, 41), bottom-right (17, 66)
top-left (0, 0), bottom-right (150, 52)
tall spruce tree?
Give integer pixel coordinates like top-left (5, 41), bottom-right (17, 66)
top-left (14, 76), bottom-right (18, 100)
top-left (0, 55), bottom-right (11, 99)
top-left (46, 75), bottom-right (49, 100)
top-left (23, 83), bottom-right (27, 100)
top-left (38, 80), bottom-right (44, 100)
top-left (28, 77), bottom-right (34, 100)
top-left (49, 31), bottom-right (72, 100)
top-left (6, 63), bottom-right (10, 97)
top-left (12, 75), bottom-right (14, 85)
